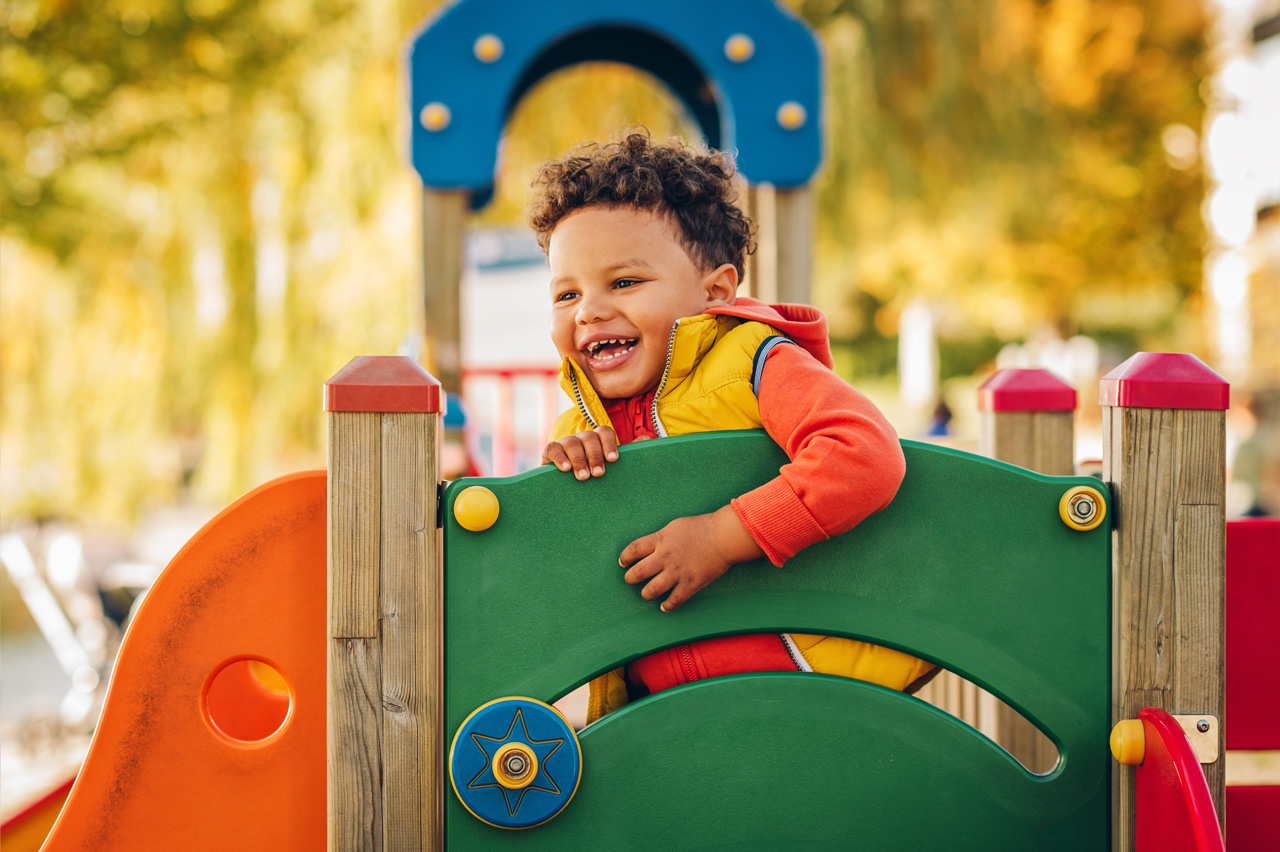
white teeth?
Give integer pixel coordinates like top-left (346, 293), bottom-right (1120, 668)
top-left (585, 338), bottom-right (634, 355)
top-left (584, 338), bottom-right (635, 361)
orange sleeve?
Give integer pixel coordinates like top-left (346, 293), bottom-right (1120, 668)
top-left (730, 343), bottom-right (906, 566)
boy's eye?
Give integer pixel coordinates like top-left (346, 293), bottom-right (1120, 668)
top-left (554, 291), bottom-right (579, 302)
top-left (614, 278), bottom-right (641, 289)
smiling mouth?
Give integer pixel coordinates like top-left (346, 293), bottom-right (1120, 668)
top-left (583, 338), bottom-right (637, 362)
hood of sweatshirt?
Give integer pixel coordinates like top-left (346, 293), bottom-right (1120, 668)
top-left (706, 297), bottom-right (834, 369)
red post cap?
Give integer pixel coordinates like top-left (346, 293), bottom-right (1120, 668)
top-left (1098, 352), bottom-right (1229, 410)
top-left (977, 368), bottom-right (1077, 412)
top-left (324, 355), bottom-right (443, 413)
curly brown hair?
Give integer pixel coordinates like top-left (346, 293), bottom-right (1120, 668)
top-left (527, 132), bottom-right (755, 280)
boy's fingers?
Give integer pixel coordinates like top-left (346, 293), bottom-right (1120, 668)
top-left (580, 433), bottom-right (608, 477)
top-left (640, 572), bottom-right (676, 602)
top-left (659, 583), bottom-right (695, 613)
top-left (542, 442), bottom-right (572, 471)
top-left (559, 436), bottom-right (591, 480)
top-left (596, 426), bottom-right (620, 462)
top-left (622, 555), bottom-right (662, 586)
top-left (619, 534), bottom-right (657, 569)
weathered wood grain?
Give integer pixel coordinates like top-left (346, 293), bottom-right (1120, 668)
top-left (329, 637), bottom-right (384, 852)
top-left (329, 412), bottom-right (381, 639)
top-left (378, 413), bottom-right (441, 850)
top-left (1106, 404), bottom-right (1226, 851)
top-left (981, 410), bottom-right (1075, 476)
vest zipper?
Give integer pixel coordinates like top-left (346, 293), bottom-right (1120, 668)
top-left (779, 633), bottom-right (811, 672)
top-left (568, 369), bottom-right (598, 429)
top-left (649, 319), bottom-right (681, 438)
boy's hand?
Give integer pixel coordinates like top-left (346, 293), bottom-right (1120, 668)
top-left (542, 426), bottom-right (619, 480)
top-left (619, 505), bottom-right (765, 612)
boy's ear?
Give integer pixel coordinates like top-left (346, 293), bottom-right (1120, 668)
top-left (702, 263), bottom-right (739, 308)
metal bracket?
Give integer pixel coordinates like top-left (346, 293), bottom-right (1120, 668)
top-left (1173, 715), bottom-right (1220, 764)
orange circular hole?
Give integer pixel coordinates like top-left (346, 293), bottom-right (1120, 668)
top-left (204, 658), bottom-right (292, 743)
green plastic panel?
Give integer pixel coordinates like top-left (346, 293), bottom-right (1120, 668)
top-left (442, 432), bottom-right (1111, 849)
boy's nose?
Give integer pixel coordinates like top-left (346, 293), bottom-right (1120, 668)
top-left (574, 291), bottom-right (614, 324)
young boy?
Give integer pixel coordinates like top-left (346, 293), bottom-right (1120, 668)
top-left (530, 133), bottom-right (936, 723)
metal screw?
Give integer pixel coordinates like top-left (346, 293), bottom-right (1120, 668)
top-left (503, 753), bottom-right (528, 777)
top-left (1074, 499), bottom-right (1093, 518)
top-left (1197, 719), bottom-right (1210, 733)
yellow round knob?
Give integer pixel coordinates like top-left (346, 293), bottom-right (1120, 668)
top-left (474, 34), bottom-right (503, 63)
top-left (1110, 719), bottom-right (1145, 765)
top-left (724, 34), bottom-right (755, 63)
top-left (420, 102), bottom-right (452, 132)
top-left (1059, 485), bottom-right (1106, 531)
top-left (454, 485), bottom-right (499, 532)
top-left (776, 101), bottom-right (807, 130)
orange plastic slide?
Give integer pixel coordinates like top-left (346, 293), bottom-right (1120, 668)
top-left (40, 471), bottom-right (327, 851)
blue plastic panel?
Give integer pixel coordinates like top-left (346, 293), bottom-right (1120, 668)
top-left (407, 0), bottom-right (822, 193)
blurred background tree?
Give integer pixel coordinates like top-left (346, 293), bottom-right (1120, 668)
top-left (0, 0), bottom-right (1208, 527)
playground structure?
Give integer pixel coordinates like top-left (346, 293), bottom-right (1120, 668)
top-left (30, 350), bottom-right (1241, 851)
top-left (8, 0), bottom-right (1271, 848)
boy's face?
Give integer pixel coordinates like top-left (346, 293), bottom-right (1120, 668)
top-left (548, 206), bottom-right (736, 400)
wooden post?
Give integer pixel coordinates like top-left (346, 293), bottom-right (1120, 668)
top-left (422, 188), bottom-right (468, 399)
top-left (748, 184), bottom-right (777, 303)
top-left (325, 356), bottom-right (443, 852)
top-left (745, 184), bottom-right (812, 305)
top-left (978, 369), bottom-right (1077, 477)
top-left (1101, 352), bottom-right (1228, 850)
top-left (773, 186), bottom-right (813, 304)
top-left (978, 368), bottom-right (1077, 774)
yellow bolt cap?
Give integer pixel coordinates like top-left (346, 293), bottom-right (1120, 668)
top-left (474, 34), bottom-right (503, 63)
top-left (454, 485), bottom-right (499, 532)
top-left (724, 34), bottom-right (755, 63)
top-left (776, 101), bottom-right (807, 130)
top-left (1110, 719), bottom-right (1145, 765)
top-left (420, 102), bottom-right (451, 132)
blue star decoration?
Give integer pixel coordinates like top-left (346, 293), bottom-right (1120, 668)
top-left (466, 707), bottom-right (566, 818)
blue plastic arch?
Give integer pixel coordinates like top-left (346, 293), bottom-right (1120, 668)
top-left (407, 0), bottom-right (822, 205)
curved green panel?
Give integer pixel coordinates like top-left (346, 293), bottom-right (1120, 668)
top-left (442, 432), bottom-right (1111, 848)
top-left (449, 675), bottom-right (1106, 850)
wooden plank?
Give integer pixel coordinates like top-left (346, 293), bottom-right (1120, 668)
top-left (328, 637), bottom-right (384, 852)
top-left (979, 406), bottom-right (1072, 773)
top-left (774, 186), bottom-right (812, 304)
top-left (983, 411), bottom-right (1074, 475)
top-left (1107, 404), bottom-right (1227, 850)
top-left (1172, 411), bottom-right (1226, 819)
top-left (329, 412), bottom-right (381, 639)
top-left (1031, 411), bottom-right (1075, 475)
top-left (744, 186), bottom-right (760, 301)
top-left (750, 184), bottom-right (777, 304)
top-left (421, 188), bottom-right (468, 399)
top-left (378, 413), bottom-right (442, 850)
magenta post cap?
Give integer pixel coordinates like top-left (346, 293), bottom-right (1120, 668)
top-left (978, 368), bottom-right (1077, 412)
top-left (1098, 352), bottom-right (1229, 410)
top-left (324, 355), bottom-right (442, 413)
